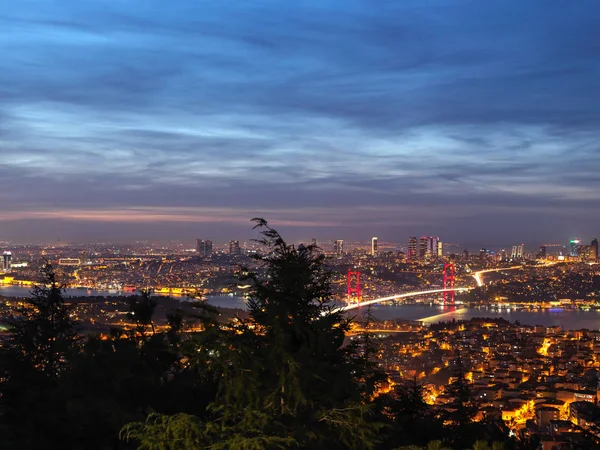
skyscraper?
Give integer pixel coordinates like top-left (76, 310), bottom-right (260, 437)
top-left (229, 240), bottom-right (241, 256)
top-left (196, 239), bottom-right (213, 258)
top-left (408, 237), bottom-right (417, 260)
top-left (592, 239), bottom-right (598, 262)
top-left (334, 239), bottom-right (344, 257)
top-left (577, 245), bottom-right (593, 262)
top-left (419, 236), bottom-right (428, 260)
top-left (511, 243), bottom-right (524, 259)
top-left (371, 237), bottom-right (378, 256)
top-left (570, 239), bottom-right (581, 257)
top-left (427, 236), bottom-right (440, 258)
top-left (537, 245), bottom-right (547, 260)
top-left (436, 240), bottom-right (443, 258)
top-left (2, 251), bottom-right (11, 272)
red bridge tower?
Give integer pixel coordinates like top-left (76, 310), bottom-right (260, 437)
top-left (347, 269), bottom-right (361, 303)
top-left (443, 263), bottom-right (455, 305)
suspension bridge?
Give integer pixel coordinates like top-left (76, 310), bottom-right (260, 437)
top-left (335, 287), bottom-right (471, 313)
top-left (338, 263), bottom-right (528, 313)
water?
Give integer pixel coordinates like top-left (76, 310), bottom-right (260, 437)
top-left (364, 304), bottom-right (600, 330)
top-left (200, 298), bottom-right (600, 330)
top-left (203, 295), bottom-right (248, 309)
top-left (0, 285), bottom-right (129, 298)
top-left (201, 299), bottom-right (600, 330)
top-left (0, 285), bottom-right (195, 299)
top-left (0, 285), bottom-right (248, 308)
top-left (2, 285), bottom-right (598, 330)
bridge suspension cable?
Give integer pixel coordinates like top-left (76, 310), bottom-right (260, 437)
top-left (335, 287), bottom-right (471, 313)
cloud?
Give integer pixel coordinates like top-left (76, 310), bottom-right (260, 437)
top-left (0, 0), bottom-right (599, 246)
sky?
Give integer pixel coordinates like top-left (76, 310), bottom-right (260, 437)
top-left (1, 0), bottom-right (600, 248)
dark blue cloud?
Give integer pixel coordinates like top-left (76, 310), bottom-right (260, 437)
top-left (0, 0), bottom-right (599, 247)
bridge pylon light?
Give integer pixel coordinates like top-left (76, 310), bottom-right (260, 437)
top-left (347, 269), bottom-right (361, 303)
top-left (443, 263), bottom-right (455, 305)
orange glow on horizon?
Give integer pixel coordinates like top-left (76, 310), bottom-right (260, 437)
top-left (0, 207), bottom-right (340, 227)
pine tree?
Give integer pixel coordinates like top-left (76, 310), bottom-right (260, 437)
top-left (2, 262), bottom-right (78, 376)
top-left (122, 218), bottom-right (384, 449)
top-left (381, 377), bottom-right (445, 448)
top-left (234, 218), bottom-right (382, 447)
top-left (0, 262), bottom-right (79, 448)
top-left (127, 289), bottom-right (158, 338)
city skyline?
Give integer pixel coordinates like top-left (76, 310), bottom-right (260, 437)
top-left (2, 1), bottom-right (600, 243)
top-left (1, 234), bottom-right (599, 257)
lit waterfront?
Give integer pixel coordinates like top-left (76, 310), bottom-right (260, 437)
top-left (0, 284), bottom-right (246, 307)
top-left (204, 297), bottom-right (600, 331)
top-left (0, 284), bottom-right (200, 300)
top-left (2, 284), bottom-right (600, 330)
top-left (202, 299), bottom-right (600, 330)
top-left (366, 303), bottom-right (600, 330)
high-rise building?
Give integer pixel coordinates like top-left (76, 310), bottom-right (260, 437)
top-left (371, 237), bottom-right (378, 256)
top-left (426, 236), bottom-right (440, 258)
top-left (537, 245), bottom-right (547, 260)
top-left (578, 245), bottom-right (593, 262)
top-left (195, 239), bottom-right (213, 258)
top-left (334, 239), bottom-right (344, 257)
top-left (570, 239), bottom-right (581, 257)
top-left (419, 236), bottom-right (428, 260)
top-left (408, 237), bottom-right (417, 260)
top-left (2, 251), bottom-right (11, 272)
top-left (416, 236), bottom-right (440, 260)
top-left (229, 240), bottom-right (241, 256)
top-left (436, 240), bottom-right (443, 258)
top-left (500, 249), bottom-right (507, 261)
top-left (511, 243), bottom-right (524, 259)
top-left (591, 239), bottom-right (598, 262)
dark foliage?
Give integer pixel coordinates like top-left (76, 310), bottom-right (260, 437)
top-left (0, 262), bottom-right (79, 448)
top-left (0, 220), bottom-right (516, 450)
top-left (378, 378), bottom-right (446, 448)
